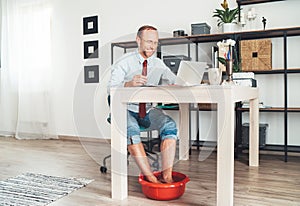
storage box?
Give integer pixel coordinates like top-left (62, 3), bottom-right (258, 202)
top-left (240, 39), bottom-right (272, 71)
top-left (191, 23), bottom-right (211, 35)
top-left (242, 123), bottom-right (268, 148)
top-left (163, 55), bottom-right (191, 74)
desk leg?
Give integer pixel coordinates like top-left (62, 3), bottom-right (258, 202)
top-left (111, 95), bottom-right (128, 200)
top-left (249, 98), bottom-right (259, 167)
top-left (179, 103), bottom-right (189, 160)
top-left (217, 101), bottom-right (235, 206)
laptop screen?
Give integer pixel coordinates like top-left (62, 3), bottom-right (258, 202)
top-left (175, 61), bottom-right (208, 86)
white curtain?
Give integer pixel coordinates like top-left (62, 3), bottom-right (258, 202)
top-left (0, 0), bottom-right (57, 139)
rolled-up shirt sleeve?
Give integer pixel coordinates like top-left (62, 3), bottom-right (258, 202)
top-left (107, 52), bottom-right (138, 94)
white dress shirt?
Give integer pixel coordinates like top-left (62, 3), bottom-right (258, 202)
top-left (108, 50), bottom-right (176, 113)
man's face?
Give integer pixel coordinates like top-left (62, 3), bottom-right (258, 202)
top-left (136, 30), bottom-right (159, 59)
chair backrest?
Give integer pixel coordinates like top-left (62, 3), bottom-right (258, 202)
top-left (107, 95), bottom-right (111, 106)
top-left (107, 95), bottom-right (111, 124)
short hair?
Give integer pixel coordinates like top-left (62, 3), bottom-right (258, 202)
top-left (137, 25), bottom-right (157, 37)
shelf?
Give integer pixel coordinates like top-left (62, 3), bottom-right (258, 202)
top-left (237, 107), bottom-right (300, 112)
top-left (163, 106), bottom-right (300, 112)
top-left (228, 27), bottom-right (300, 40)
top-left (237, 0), bottom-right (285, 6)
top-left (157, 103), bottom-right (218, 111)
top-left (111, 27), bottom-right (300, 49)
top-left (240, 144), bottom-right (300, 153)
top-left (191, 141), bottom-right (300, 153)
top-left (111, 26), bottom-right (300, 161)
top-left (261, 144), bottom-right (300, 153)
top-left (251, 68), bottom-right (300, 74)
top-left (111, 33), bottom-right (228, 48)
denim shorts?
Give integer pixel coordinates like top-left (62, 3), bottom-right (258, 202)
top-left (127, 108), bottom-right (178, 145)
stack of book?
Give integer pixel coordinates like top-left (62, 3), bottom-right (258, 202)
top-left (233, 72), bottom-right (256, 87)
top-left (242, 101), bottom-right (272, 109)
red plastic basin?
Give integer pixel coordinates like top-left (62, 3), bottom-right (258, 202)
top-left (138, 171), bottom-right (190, 201)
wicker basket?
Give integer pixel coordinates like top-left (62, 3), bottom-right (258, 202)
top-left (240, 39), bottom-right (272, 71)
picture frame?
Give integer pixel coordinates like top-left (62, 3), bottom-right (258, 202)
top-left (84, 40), bottom-right (98, 59)
top-left (83, 15), bottom-right (98, 35)
top-left (84, 65), bottom-right (99, 83)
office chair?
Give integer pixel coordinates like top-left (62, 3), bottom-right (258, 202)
top-left (100, 96), bottom-right (161, 174)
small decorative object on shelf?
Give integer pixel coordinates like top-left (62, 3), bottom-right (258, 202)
top-left (246, 7), bottom-right (257, 30)
top-left (173, 30), bottom-right (186, 37)
top-left (213, 0), bottom-right (240, 32)
top-left (262, 17), bottom-right (267, 30)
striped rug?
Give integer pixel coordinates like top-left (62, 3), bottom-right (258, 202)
top-left (0, 173), bottom-right (93, 206)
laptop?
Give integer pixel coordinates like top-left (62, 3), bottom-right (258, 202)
top-left (175, 61), bottom-right (208, 86)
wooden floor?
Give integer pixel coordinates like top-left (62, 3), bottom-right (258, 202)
top-left (0, 137), bottom-right (300, 206)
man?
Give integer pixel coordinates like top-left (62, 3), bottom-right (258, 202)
top-left (108, 25), bottom-right (178, 183)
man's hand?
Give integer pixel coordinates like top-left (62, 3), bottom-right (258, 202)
top-left (124, 74), bottom-right (147, 87)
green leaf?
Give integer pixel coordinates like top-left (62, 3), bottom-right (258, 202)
top-left (218, 57), bottom-right (226, 66)
top-left (213, 6), bottom-right (240, 25)
top-left (217, 51), bottom-right (240, 72)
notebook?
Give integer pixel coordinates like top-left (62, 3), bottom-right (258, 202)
top-left (175, 61), bottom-right (208, 86)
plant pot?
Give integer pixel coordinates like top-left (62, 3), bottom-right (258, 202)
top-left (222, 23), bottom-right (239, 33)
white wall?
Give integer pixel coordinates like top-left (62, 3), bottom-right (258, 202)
top-left (0, 0), bottom-right (2, 67)
top-left (51, 0), bottom-right (103, 137)
top-left (51, 0), bottom-right (300, 143)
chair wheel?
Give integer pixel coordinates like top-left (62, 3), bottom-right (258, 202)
top-left (100, 166), bottom-right (107, 173)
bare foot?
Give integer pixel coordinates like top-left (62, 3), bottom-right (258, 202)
top-left (162, 177), bottom-right (174, 183)
top-left (162, 174), bottom-right (174, 183)
top-left (158, 174), bottom-right (174, 183)
top-left (145, 175), bottom-right (161, 184)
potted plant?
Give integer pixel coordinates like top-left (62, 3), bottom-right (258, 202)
top-left (213, 0), bottom-right (240, 32)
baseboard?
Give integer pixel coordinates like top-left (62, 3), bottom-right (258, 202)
top-left (0, 131), bottom-right (15, 137)
top-left (0, 133), bottom-right (110, 143)
top-left (58, 135), bottom-right (110, 143)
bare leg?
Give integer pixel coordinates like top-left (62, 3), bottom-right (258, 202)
top-left (128, 142), bottom-right (160, 183)
top-left (160, 138), bottom-right (176, 183)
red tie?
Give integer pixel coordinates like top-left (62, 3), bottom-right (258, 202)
top-left (139, 60), bottom-right (147, 118)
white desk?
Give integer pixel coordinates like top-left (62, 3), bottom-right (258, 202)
top-left (110, 85), bottom-right (259, 206)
